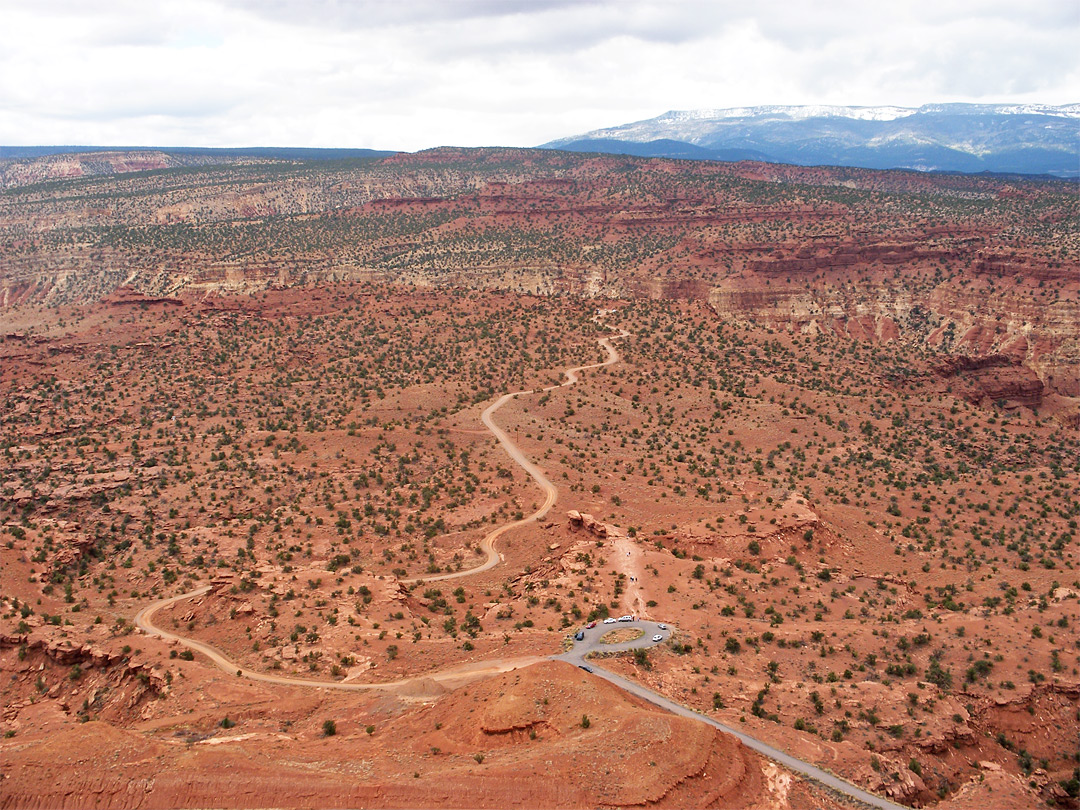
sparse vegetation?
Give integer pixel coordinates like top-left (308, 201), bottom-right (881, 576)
top-left (1, 148), bottom-right (1076, 810)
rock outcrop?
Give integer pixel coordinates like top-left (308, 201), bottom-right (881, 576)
top-left (931, 354), bottom-right (1045, 408)
top-left (566, 510), bottom-right (624, 540)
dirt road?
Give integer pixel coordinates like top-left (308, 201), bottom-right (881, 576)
top-left (134, 585), bottom-right (541, 697)
top-left (405, 327), bottom-right (626, 584)
top-left (136, 324), bottom-right (628, 684)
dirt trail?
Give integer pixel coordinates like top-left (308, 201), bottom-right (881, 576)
top-left (611, 530), bottom-right (648, 617)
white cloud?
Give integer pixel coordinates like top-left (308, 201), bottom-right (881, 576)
top-left (0, 0), bottom-right (1076, 150)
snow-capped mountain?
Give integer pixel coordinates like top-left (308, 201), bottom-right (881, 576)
top-left (543, 104), bottom-right (1080, 176)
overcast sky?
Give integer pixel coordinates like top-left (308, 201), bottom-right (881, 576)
top-left (2, 0), bottom-right (1077, 151)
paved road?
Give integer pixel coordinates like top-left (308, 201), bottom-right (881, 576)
top-left (554, 624), bottom-right (908, 810)
top-left (556, 619), bottom-right (671, 664)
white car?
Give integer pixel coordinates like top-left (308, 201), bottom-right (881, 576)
top-left (618, 615), bottom-right (634, 622)
top-left (603, 617), bottom-right (617, 624)
top-left (652, 634), bottom-right (663, 642)
top-left (657, 623), bottom-right (667, 630)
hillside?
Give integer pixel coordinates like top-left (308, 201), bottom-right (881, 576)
top-left (3, 146), bottom-right (1076, 403)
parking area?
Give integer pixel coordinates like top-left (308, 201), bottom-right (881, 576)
top-left (561, 618), bottom-right (672, 662)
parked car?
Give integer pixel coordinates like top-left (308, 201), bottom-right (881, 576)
top-left (586, 621), bottom-right (597, 629)
top-left (652, 634), bottom-right (663, 642)
top-left (603, 617), bottom-right (617, 624)
top-left (658, 623), bottom-right (667, 630)
top-left (617, 615), bottom-right (634, 622)
top-left (574, 630), bottom-right (585, 641)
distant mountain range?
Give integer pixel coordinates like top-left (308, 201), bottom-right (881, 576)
top-left (543, 103), bottom-right (1080, 177)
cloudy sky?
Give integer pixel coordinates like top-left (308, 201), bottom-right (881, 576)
top-left (2, 0), bottom-right (1077, 151)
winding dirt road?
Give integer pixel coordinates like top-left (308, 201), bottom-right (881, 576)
top-left (135, 326), bottom-right (626, 681)
top-left (134, 586), bottom-right (542, 696)
top-left (132, 322), bottom-right (906, 809)
top-left (404, 329), bottom-right (626, 584)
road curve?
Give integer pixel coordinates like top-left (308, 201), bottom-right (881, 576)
top-left (134, 585), bottom-right (540, 692)
top-left (557, 619), bottom-right (671, 661)
top-left (136, 589), bottom-right (906, 809)
top-left (404, 328), bottom-right (625, 584)
top-left (135, 585), bottom-right (393, 691)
